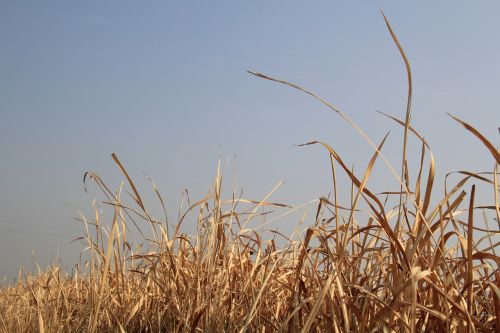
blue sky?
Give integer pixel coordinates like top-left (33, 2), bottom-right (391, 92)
top-left (1, 1), bottom-right (499, 279)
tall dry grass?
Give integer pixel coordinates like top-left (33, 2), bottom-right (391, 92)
top-left (1, 14), bottom-right (499, 332)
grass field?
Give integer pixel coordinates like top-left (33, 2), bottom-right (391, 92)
top-left (1, 16), bottom-right (499, 333)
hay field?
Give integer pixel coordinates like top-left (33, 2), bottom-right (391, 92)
top-left (1, 16), bottom-right (499, 333)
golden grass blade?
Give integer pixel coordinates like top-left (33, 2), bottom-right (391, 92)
top-left (448, 170), bottom-right (499, 185)
top-left (494, 164), bottom-right (500, 229)
top-left (380, 12), bottom-right (412, 122)
top-left (37, 303), bottom-right (45, 333)
top-left (89, 205), bottom-right (119, 333)
top-left (381, 11), bottom-right (414, 240)
top-left (341, 132), bottom-right (389, 259)
top-left (242, 180), bottom-right (285, 228)
top-left (422, 150), bottom-right (435, 217)
top-left (377, 111), bottom-right (429, 148)
top-left (111, 153), bottom-right (145, 210)
top-left (489, 273), bottom-right (500, 330)
top-left (467, 185), bottom-right (476, 327)
top-left (448, 113), bottom-right (500, 164)
top-left (318, 196), bottom-right (360, 211)
top-left (222, 198), bottom-right (291, 208)
top-left (380, 11), bottom-right (413, 178)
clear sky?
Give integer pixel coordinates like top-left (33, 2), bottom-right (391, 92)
top-left (1, 1), bottom-right (499, 279)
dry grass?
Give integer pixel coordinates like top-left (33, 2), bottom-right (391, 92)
top-left (1, 14), bottom-right (499, 333)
